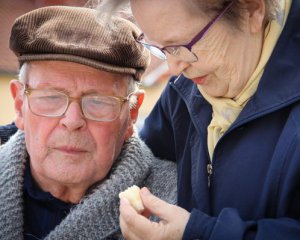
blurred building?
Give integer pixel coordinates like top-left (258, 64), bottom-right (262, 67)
top-left (0, 0), bottom-right (169, 126)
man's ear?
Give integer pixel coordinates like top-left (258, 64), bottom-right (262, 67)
top-left (10, 79), bottom-right (25, 130)
top-left (124, 90), bottom-right (145, 140)
top-left (130, 89), bottom-right (145, 123)
top-left (239, 0), bottom-right (266, 33)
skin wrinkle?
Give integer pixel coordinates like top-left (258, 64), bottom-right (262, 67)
top-left (20, 62), bottom-right (138, 108)
top-left (178, 13), bottom-right (257, 98)
top-left (183, 27), bottom-right (229, 77)
top-left (100, 3), bottom-right (264, 99)
top-left (109, 1), bottom-right (264, 99)
top-left (13, 61), bottom-right (137, 203)
top-left (95, 1), bottom-right (283, 239)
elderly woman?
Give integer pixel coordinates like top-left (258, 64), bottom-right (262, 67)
top-left (98, 0), bottom-right (300, 239)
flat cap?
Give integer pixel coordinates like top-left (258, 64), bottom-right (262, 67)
top-left (9, 6), bottom-right (150, 81)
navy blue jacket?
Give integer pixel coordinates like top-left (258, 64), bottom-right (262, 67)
top-left (140, 1), bottom-right (300, 239)
top-left (0, 122), bottom-right (17, 145)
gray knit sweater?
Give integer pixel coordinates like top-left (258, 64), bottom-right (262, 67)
top-left (0, 131), bottom-right (177, 240)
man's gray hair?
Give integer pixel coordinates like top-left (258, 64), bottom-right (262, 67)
top-left (18, 62), bottom-right (29, 85)
top-left (127, 77), bottom-right (139, 110)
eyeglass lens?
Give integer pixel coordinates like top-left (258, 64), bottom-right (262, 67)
top-left (26, 89), bottom-right (124, 122)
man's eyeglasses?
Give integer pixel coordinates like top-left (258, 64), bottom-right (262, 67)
top-left (136, 1), bottom-right (235, 63)
top-left (23, 85), bottom-right (134, 122)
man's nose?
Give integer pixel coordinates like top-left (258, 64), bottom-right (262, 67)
top-left (59, 101), bottom-right (86, 131)
top-left (166, 54), bottom-right (190, 76)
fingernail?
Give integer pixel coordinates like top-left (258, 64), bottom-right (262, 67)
top-left (141, 187), bottom-right (150, 195)
top-left (120, 197), bottom-right (130, 205)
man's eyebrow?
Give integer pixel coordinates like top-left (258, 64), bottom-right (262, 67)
top-left (31, 84), bottom-right (65, 91)
top-left (32, 83), bottom-right (110, 94)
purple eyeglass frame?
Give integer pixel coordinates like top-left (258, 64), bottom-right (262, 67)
top-left (137, 0), bottom-right (235, 61)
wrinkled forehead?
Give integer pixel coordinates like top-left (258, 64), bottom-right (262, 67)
top-left (130, 0), bottom-right (207, 45)
top-left (24, 61), bottom-right (129, 94)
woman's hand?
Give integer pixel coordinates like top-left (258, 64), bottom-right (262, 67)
top-left (119, 187), bottom-right (190, 240)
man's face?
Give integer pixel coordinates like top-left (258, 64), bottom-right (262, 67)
top-left (12, 61), bottom-right (135, 191)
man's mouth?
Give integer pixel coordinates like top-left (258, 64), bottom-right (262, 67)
top-left (55, 146), bottom-right (87, 154)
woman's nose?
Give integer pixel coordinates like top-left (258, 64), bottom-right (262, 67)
top-left (166, 53), bottom-right (190, 76)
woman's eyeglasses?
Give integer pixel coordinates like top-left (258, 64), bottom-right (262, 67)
top-left (136, 1), bottom-right (235, 63)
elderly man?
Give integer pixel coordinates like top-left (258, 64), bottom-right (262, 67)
top-left (0, 6), bottom-right (176, 240)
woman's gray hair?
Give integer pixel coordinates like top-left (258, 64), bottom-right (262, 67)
top-left (95, 0), bottom-right (130, 18)
top-left (184, 0), bottom-right (280, 25)
top-left (91, 0), bottom-right (132, 25)
top-left (96, 0), bottom-right (280, 26)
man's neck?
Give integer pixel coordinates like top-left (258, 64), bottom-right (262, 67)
top-left (30, 169), bottom-right (89, 204)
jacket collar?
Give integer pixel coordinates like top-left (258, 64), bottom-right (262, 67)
top-left (171, 0), bottom-right (300, 129)
top-left (233, 0), bottom-right (300, 128)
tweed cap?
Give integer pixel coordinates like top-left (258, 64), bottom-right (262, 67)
top-left (9, 6), bottom-right (150, 81)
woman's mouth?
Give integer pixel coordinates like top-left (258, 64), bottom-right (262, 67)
top-left (192, 75), bottom-right (207, 85)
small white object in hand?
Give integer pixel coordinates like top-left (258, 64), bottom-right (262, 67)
top-left (119, 185), bottom-right (145, 213)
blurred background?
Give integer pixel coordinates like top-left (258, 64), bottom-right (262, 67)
top-left (0, 0), bottom-right (171, 127)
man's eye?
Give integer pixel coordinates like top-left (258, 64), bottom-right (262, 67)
top-left (38, 95), bottom-right (63, 101)
top-left (43, 95), bottom-right (62, 99)
top-left (30, 94), bottom-right (65, 105)
top-left (89, 98), bottom-right (103, 105)
top-left (89, 99), bottom-right (114, 107)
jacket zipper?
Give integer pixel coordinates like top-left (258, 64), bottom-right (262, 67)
top-left (207, 163), bottom-right (213, 187)
top-left (170, 72), bottom-right (300, 190)
top-left (171, 77), bottom-right (215, 187)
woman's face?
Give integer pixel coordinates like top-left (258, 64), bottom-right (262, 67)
top-left (131, 0), bottom-right (264, 98)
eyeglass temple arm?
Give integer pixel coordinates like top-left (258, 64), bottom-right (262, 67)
top-left (187, 1), bottom-right (235, 49)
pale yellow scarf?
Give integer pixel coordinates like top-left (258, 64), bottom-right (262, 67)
top-left (197, 0), bottom-right (291, 159)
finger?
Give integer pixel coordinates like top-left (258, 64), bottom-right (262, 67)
top-left (120, 197), bottom-right (161, 239)
top-left (140, 187), bottom-right (176, 221)
top-left (140, 189), bottom-right (190, 240)
top-left (119, 198), bottom-right (139, 240)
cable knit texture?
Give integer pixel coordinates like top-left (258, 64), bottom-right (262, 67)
top-left (0, 131), bottom-right (177, 240)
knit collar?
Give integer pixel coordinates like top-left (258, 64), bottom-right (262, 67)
top-left (0, 131), bottom-right (154, 240)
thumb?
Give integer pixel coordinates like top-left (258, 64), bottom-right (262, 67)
top-left (140, 187), bottom-right (174, 221)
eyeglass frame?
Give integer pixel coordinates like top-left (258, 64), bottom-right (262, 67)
top-left (136, 0), bottom-right (235, 62)
top-left (23, 84), bottom-right (135, 122)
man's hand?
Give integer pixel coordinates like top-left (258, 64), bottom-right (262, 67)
top-left (119, 187), bottom-right (190, 240)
